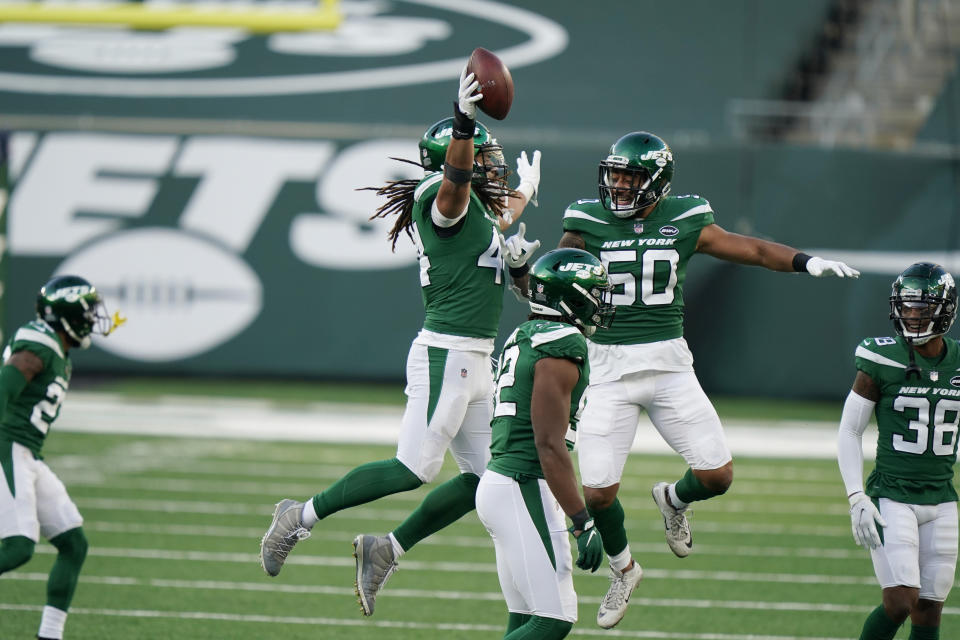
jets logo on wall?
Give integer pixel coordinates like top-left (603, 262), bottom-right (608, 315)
top-left (0, 0), bottom-right (568, 98)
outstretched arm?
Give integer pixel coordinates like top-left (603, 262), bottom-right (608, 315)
top-left (696, 223), bottom-right (859, 277)
top-left (435, 67), bottom-right (482, 219)
top-left (499, 150), bottom-right (541, 231)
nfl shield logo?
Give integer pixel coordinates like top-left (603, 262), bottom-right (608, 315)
top-left (931, 371), bottom-right (939, 381)
top-left (460, 368), bottom-right (468, 378)
top-left (633, 222), bottom-right (644, 234)
top-left (536, 283), bottom-right (545, 294)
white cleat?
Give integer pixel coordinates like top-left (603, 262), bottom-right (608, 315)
top-left (652, 482), bottom-right (692, 557)
top-left (596, 561), bottom-right (644, 629)
top-left (259, 499), bottom-right (311, 577)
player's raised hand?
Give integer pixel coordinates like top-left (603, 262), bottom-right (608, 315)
top-left (515, 150), bottom-right (541, 206)
top-left (499, 222), bottom-right (541, 269)
top-left (570, 519), bottom-right (603, 572)
top-left (457, 64), bottom-right (482, 119)
top-left (807, 256), bottom-right (860, 278)
top-left (849, 492), bottom-right (886, 549)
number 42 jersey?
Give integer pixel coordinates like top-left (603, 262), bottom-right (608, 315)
top-left (855, 335), bottom-right (960, 504)
top-left (0, 320), bottom-right (72, 457)
top-left (562, 195), bottom-right (714, 345)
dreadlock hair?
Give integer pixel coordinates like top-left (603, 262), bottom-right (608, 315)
top-left (363, 157), bottom-right (517, 252)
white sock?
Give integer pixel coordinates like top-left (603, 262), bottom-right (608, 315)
top-left (301, 499), bottom-right (319, 529)
top-left (668, 483), bottom-right (689, 510)
top-left (387, 532), bottom-right (406, 559)
top-left (608, 547), bottom-right (632, 572)
top-left (38, 605), bottom-right (67, 640)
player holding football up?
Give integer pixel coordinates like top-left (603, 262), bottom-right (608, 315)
top-left (558, 131), bottom-right (860, 628)
top-left (838, 262), bottom-right (959, 640)
top-left (0, 275), bottom-right (120, 640)
top-left (476, 248), bottom-right (615, 639)
top-left (259, 66), bottom-right (543, 617)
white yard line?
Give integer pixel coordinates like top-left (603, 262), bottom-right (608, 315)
top-left (0, 603), bottom-right (863, 639)
top-left (58, 392), bottom-right (869, 460)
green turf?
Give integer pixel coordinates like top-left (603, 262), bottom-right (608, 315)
top-left (77, 375), bottom-right (844, 421)
top-left (2, 431), bottom-right (954, 639)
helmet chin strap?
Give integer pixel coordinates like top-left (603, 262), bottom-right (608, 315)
top-left (60, 318), bottom-right (92, 350)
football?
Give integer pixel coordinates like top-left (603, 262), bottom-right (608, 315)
top-left (466, 47), bottom-right (514, 120)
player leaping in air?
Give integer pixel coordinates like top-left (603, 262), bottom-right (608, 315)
top-left (558, 131), bottom-right (860, 629)
top-left (259, 66), bottom-right (543, 617)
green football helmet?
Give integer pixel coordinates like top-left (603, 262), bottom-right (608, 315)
top-left (599, 131), bottom-right (674, 218)
top-left (418, 117), bottom-right (507, 181)
top-left (890, 262), bottom-right (958, 344)
top-left (528, 248), bottom-right (615, 336)
top-left (36, 274), bottom-right (111, 349)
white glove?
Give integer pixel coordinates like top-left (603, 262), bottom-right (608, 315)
top-left (499, 222), bottom-right (541, 269)
top-left (849, 492), bottom-right (886, 549)
top-left (807, 256), bottom-right (860, 278)
top-left (457, 64), bottom-right (482, 119)
top-left (515, 150), bottom-right (541, 206)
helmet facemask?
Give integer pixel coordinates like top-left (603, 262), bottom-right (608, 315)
top-left (598, 162), bottom-right (659, 218)
top-left (889, 264), bottom-right (958, 345)
top-left (528, 249), bottom-right (616, 336)
top-left (474, 142), bottom-right (509, 184)
top-left (37, 276), bottom-right (112, 350)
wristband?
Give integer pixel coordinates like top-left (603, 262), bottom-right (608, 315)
top-left (516, 181), bottom-right (536, 203)
top-left (509, 264), bottom-right (529, 278)
top-left (570, 508), bottom-right (590, 532)
top-left (451, 102), bottom-right (475, 140)
top-left (443, 163), bottom-right (473, 185)
top-left (792, 252), bottom-right (812, 272)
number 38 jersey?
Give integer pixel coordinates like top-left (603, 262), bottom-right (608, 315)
top-left (855, 335), bottom-right (960, 504)
top-left (562, 195), bottom-right (714, 345)
top-left (410, 173), bottom-right (505, 340)
top-left (0, 320), bottom-right (72, 457)
top-left (488, 320), bottom-right (589, 478)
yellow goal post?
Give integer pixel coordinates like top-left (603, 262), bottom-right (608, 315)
top-left (0, 0), bottom-right (342, 33)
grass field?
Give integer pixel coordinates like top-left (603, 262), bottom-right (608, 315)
top-left (0, 387), bottom-right (954, 639)
top-left (3, 423), bottom-right (956, 640)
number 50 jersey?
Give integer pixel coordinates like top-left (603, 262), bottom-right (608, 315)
top-left (0, 320), bottom-right (72, 457)
top-left (855, 335), bottom-right (960, 505)
top-left (562, 195), bottom-right (713, 345)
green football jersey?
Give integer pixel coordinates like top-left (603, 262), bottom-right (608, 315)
top-left (562, 195), bottom-right (714, 345)
top-left (0, 320), bottom-right (72, 457)
top-left (855, 335), bottom-right (960, 504)
top-left (409, 173), bottom-right (505, 339)
top-left (488, 320), bottom-right (589, 478)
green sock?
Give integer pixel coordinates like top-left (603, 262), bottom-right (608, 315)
top-left (675, 468), bottom-right (723, 504)
top-left (505, 612), bottom-right (530, 637)
top-left (909, 624), bottom-right (940, 640)
top-left (588, 498), bottom-right (628, 557)
top-left (859, 605), bottom-right (902, 640)
top-left (392, 473), bottom-right (479, 551)
top-left (312, 458), bottom-right (422, 520)
top-left (503, 615), bottom-right (572, 640)
top-left (46, 528), bottom-right (87, 611)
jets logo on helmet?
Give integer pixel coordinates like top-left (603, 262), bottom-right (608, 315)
top-left (527, 248), bottom-right (615, 337)
top-left (418, 117), bottom-right (508, 182)
top-left (37, 274), bottom-right (116, 349)
top-left (889, 262), bottom-right (958, 344)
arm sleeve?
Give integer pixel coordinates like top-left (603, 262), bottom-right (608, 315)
top-left (431, 197), bottom-right (469, 228)
top-left (0, 363), bottom-right (29, 422)
top-left (837, 390), bottom-right (876, 497)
